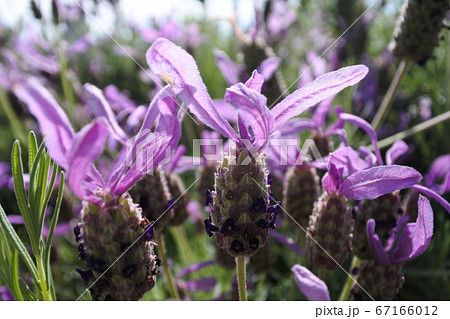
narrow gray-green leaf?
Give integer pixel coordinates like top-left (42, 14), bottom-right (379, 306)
top-left (11, 141), bottom-right (37, 247)
top-left (0, 204), bottom-right (39, 283)
top-left (28, 131), bottom-right (38, 172)
top-left (19, 277), bottom-right (38, 301)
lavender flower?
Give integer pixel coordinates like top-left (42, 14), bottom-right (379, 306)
top-left (352, 195), bottom-right (433, 300)
top-left (14, 76), bottom-right (180, 300)
top-left (146, 37), bottom-right (368, 257)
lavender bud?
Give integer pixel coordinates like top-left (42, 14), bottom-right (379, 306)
top-left (77, 193), bottom-right (159, 300)
top-left (390, 0), bottom-right (450, 65)
top-left (352, 192), bottom-right (400, 260)
top-left (306, 193), bottom-right (353, 270)
top-left (351, 259), bottom-right (404, 301)
top-left (283, 163), bottom-right (320, 228)
top-left (129, 170), bottom-right (174, 229)
top-left (209, 147), bottom-right (277, 257)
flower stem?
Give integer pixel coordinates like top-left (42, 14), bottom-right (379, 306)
top-left (376, 110), bottom-right (450, 149)
top-left (155, 231), bottom-right (180, 300)
top-left (371, 59), bottom-right (411, 131)
top-left (338, 256), bottom-right (361, 301)
top-left (236, 256), bottom-right (248, 301)
top-left (36, 254), bottom-right (52, 301)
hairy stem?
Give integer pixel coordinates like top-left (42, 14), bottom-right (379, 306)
top-left (236, 256), bottom-right (248, 301)
top-left (371, 59), bottom-right (411, 130)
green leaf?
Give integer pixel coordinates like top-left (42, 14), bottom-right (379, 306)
top-left (19, 277), bottom-right (38, 301)
top-left (11, 141), bottom-right (38, 249)
top-left (0, 204), bottom-right (39, 284)
top-left (28, 142), bottom-right (46, 231)
top-left (28, 131), bottom-right (38, 172)
top-left (11, 250), bottom-right (24, 301)
top-left (44, 171), bottom-right (64, 293)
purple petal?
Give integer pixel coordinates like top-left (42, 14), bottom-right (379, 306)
top-left (146, 38), bottom-right (238, 140)
top-left (213, 49), bottom-right (242, 85)
top-left (271, 65), bottom-right (368, 130)
top-left (366, 219), bottom-right (391, 267)
top-left (213, 99), bottom-right (237, 123)
top-left (182, 278), bottom-right (217, 292)
top-left (270, 231), bottom-right (304, 256)
top-left (67, 120), bottom-right (108, 202)
top-left (257, 56), bottom-right (281, 81)
top-left (391, 195), bottom-right (433, 263)
top-left (340, 113), bottom-right (383, 165)
top-left (322, 162), bottom-right (344, 195)
top-left (291, 264), bottom-right (330, 301)
top-left (425, 154), bottom-right (450, 194)
top-left (244, 70), bottom-right (265, 92)
top-left (329, 147), bottom-right (371, 176)
top-left (386, 140), bottom-right (409, 165)
top-left (340, 165), bottom-right (422, 200)
top-left (275, 118), bottom-right (317, 137)
top-left (177, 260), bottom-right (215, 278)
top-left (411, 184), bottom-right (450, 214)
top-left (225, 81), bottom-right (273, 149)
top-left (14, 77), bottom-right (75, 168)
top-left (82, 83), bottom-right (128, 144)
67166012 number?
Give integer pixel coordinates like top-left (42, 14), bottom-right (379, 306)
top-left (375, 306), bottom-right (437, 316)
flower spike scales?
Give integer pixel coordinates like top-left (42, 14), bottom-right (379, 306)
top-left (14, 77), bottom-right (181, 300)
top-left (146, 37), bottom-right (369, 259)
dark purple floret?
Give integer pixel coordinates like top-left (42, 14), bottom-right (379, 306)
top-left (74, 225), bottom-right (82, 242)
top-left (267, 202), bottom-right (280, 213)
top-left (166, 200), bottom-right (175, 210)
top-left (220, 217), bottom-right (239, 235)
top-left (268, 212), bottom-right (277, 229)
top-left (205, 189), bottom-right (213, 206)
top-left (267, 173), bottom-right (272, 184)
top-left (76, 268), bottom-right (94, 283)
top-left (78, 243), bottom-right (86, 260)
top-left (144, 226), bottom-right (155, 241)
top-left (230, 240), bottom-right (245, 253)
top-left (204, 218), bottom-right (219, 237)
top-left (250, 197), bottom-right (267, 213)
top-left (249, 238), bottom-right (259, 250)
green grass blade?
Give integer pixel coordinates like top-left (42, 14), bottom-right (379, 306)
top-left (0, 204), bottom-right (39, 284)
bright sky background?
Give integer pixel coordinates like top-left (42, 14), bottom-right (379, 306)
top-left (0, 0), bottom-right (258, 34)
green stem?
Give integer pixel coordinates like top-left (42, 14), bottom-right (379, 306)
top-left (371, 59), bottom-right (411, 131)
top-left (155, 231), bottom-right (180, 300)
top-left (0, 87), bottom-right (27, 145)
top-left (170, 226), bottom-right (195, 270)
top-left (236, 256), bottom-right (247, 301)
top-left (375, 110), bottom-right (450, 149)
top-left (338, 256), bottom-right (361, 301)
top-left (36, 254), bottom-right (52, 301)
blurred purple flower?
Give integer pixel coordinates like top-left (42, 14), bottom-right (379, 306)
top-left (0, 286), bottom-right (13, 301)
